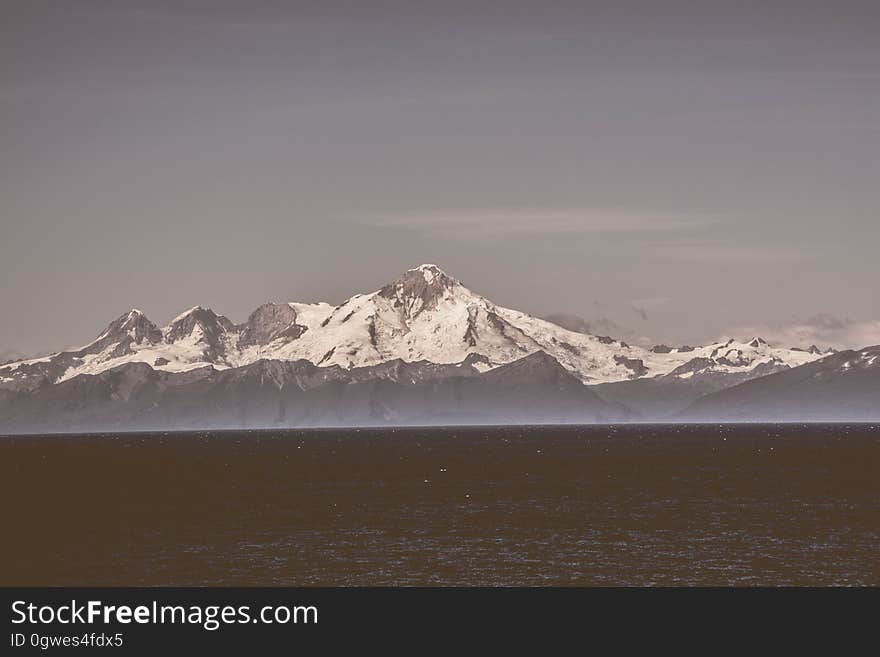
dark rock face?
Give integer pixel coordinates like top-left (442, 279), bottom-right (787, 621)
top-left (666, 357), bottom-right (714, 377)
top-left (553, 339), bottom-right (580, 355)
top-left (613, 355), bottom-right (648, 379)
top-left (0, 351), bottom-right (629, 433)
top-left (165, 307), bottom-right (231, 342)
top-left (317, 347), bottom-right (336, 365)
top-left (238, 303), bottom-right (306, 347)
top-left (715, 350), bottom-right (756, 367)
top-left (464, 306), bottom-right (480, 346)
top-left (709, 340), bottom-right (736, 358)
top-left (0, 355), bottom-right (78, 393)
top-left (378, 265), bottom-right (456, 318)
top-left (165, 307), bottom-right (233, 361)
top-left (462, 353), bottom-right (491, 367)
top-left (650, 345), bottom-right (673, 354)
top-left (78, 310), bottom-right (163, 358)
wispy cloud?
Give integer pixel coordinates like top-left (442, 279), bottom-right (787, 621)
top-left (356, 209), bottom-right (811, 266)
top-left (357, 208), bottom-right (717, 239)
top-left (655, 240), bottom-right (808, 264)
top-left (724, 314), bottom-right (880, 350)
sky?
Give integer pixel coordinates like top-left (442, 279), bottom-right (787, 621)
top-left (2, 1), bottom-right (879, 355)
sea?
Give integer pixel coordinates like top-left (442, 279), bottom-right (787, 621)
top-left (1, 424), bottom-right (878, 586)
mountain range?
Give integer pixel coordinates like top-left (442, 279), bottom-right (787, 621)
top-left (0, 264), bottom-right (876, 432)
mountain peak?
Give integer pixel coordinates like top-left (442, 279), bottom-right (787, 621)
top-left (483, 350), bottom-right (582, 388)
top-left (165, 306), bottom-right (233, 345)
top-left (77, 308), bottom-right (162, 355)
top-left (378, 264), bottom-right (460, 316)
top-left (169, 305), bottom-right (209, 324)
top-left (115, 308), bottom-right (147, 328)
top-left (112, 309), bottom-right (157, 334)
top-left (410, 263), bottom-right (450, 280)
top-left (402, 263), bottom-right (458, 287)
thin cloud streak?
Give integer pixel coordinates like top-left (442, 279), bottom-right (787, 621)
top-left (357, 208), bottom-right (718, 239)
top-left (656, 240), bottom-right (810, 264)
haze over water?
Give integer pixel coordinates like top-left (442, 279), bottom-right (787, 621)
top-left (2, 424), bottom-right (878, 586)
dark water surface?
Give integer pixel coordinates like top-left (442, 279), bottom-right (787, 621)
top-left (1, 424), bottom-right (878, 586)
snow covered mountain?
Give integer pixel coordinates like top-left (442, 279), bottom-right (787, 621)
top-left (680, 346), bottom-right (880, 421)
top-left (0, 264), bottom-right (825, 394)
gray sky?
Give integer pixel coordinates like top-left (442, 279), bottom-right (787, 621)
top-left (2, 1), bottom-right (879, 354)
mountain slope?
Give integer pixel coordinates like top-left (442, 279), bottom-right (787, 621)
top-left (594, 359), bottom-right (791, 419)
top-left (680, 347), bottom-right (880, 421)
top-left (0, 351), bottom-right (628, 433)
